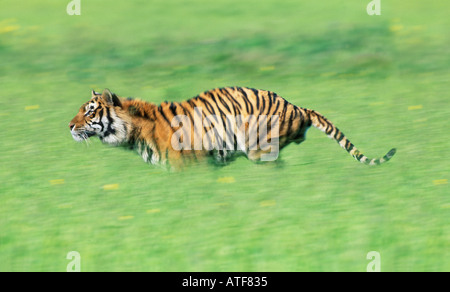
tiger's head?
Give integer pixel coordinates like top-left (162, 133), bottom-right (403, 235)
top-left (69, 89), bottom-right (131, 145)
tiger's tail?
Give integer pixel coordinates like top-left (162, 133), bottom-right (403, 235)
top-left (307, 109), bottom-right (396, 165)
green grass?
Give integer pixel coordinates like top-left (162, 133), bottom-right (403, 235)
top-left (0, 0), bottom-right (449, 271)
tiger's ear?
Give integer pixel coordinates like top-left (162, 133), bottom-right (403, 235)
top-left (101, 89), bottom-right (122, 107)
top-left (91, 90), bottom-right (100, 98)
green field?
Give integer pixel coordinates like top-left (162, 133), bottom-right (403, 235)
top-left (0, 0), bottom-right (449, 271)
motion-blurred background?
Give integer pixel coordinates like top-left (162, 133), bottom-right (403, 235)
top-left (0, 0), bottom-right (448, 271)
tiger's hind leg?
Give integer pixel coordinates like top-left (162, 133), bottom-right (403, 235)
top-left (289, 111), bottom-right (312, 145)
top-left (293, 133), bottom-right (306, 144)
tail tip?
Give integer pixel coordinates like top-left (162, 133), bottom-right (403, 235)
top-left (381, 148), bottom-right (396, 163)
top-left (367, 148), bottom-right (397, 165)
top-left (387, 148), bottom-right (397, 158)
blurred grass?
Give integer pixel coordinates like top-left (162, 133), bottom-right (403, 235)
top-left (0, 0), bottom-right (449, 271)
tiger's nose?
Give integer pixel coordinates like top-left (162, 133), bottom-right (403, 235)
top-left (69, 123), bottom-right (75, 131)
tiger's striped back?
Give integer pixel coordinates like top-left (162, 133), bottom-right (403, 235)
top-left (156, 87), bottom-right (310, 162)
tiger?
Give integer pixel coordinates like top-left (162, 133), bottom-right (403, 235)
top-left (69, 87), bottom-right (396, 168)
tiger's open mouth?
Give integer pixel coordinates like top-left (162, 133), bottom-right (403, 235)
top-left (85, 131), bottom-right (96, 138)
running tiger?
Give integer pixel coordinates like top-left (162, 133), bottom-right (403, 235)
top-left (69, 87), bottom-right (396, 168)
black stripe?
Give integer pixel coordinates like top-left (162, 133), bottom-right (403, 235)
top-left (143, 109), bottom-right (151, 120)
top-left (199, 96), bottom-right (224, 144)
top-left (335, 129), bottom-right (344, 142)
top-left (169, 102), bottom-right (178, 117)
top-left (221, 90), bottom-right (241, 117)
top-left (347, 143), bottom-right (354, 153)
top-left (92, 121), bottom-right (104, 132)
top-left (91, 109), bottom-right (105, 131)
top-left (104, 107), bottom-right (116, 136)
top-left (281, 99), bottom-right (289, 120)
top-left (256, 92), bottom-right (260, 111)
top-left (260, 94), bottom-right (266, 114)
top-left (296, 110), bottom-right (304, 135)
top-left (268, 94), bottom-right (280, 116)
top-left (293, 105), bottom-right (298, 119)
top-left (291, 113), bottom-right (303, 139)
top-left (286, 109), bottom-right (295, 135)
top-left (198, 96), bottom-right (217, 117)
top-left (324, 122), bottom-right (332, 135)
top-left (210, 94), bottom-right (230, 137)
top-left (344, 139), bottom-right (351, 150)
top-left (203, 104), bottom-right (225, 151)
top-left (216, 90), bottom-right (231, 113)
top-left (147, 145), bottom-right (154, 161)
top-left (158, 105), bottom-right (172, 127)
top-left (237, 87), bottom-right (253, 114)
top-left (208, 92), bottom-right (227, 117)
top-left (265, 93), bottom-right (273, 116)
top-left (251, 88), bottom-right (265, 116)
top-left (223, 87), bottom-right (243, 110)
top-left (278, 100), bottom-right (289, 132)
top-left (187, 99), bottom-right (196, 108)
top-left (249, 88), bottom-right (259, 100)
top-left (178, 102), bottom-right (193, 123)
top-left (220, 88), bottom-right (236, 113)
